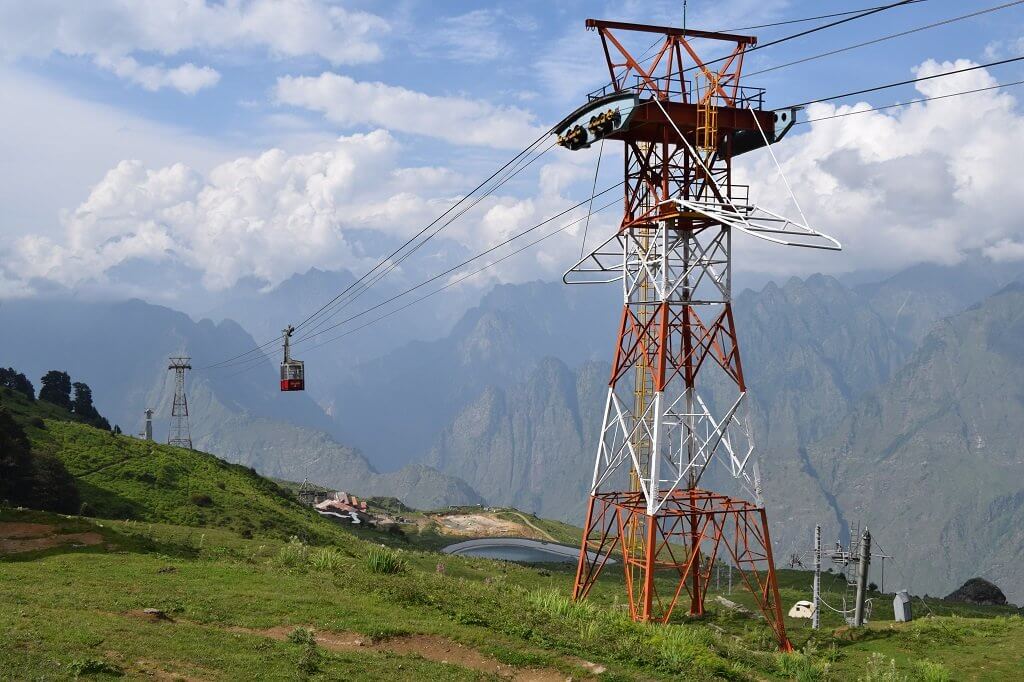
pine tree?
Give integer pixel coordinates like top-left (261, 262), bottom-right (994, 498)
top-left (0, 367), bottom-right (35, 400)
top-left (39, 371), bottom-right (72, 409)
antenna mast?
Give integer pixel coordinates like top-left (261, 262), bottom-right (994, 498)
top-left (168, 356), bottom-right (192, 449)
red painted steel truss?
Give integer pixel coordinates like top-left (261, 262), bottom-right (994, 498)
top-left (609, 302), bottom-right (745, 392)
top-left (573, 489), bottom-right (792, 650)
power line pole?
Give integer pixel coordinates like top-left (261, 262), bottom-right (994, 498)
top-left (168, 357), bottom-right (192, 449)
top-left (853, 528), bottom-right (871, 627)
top-left (813, 524), bottom-right (821, 630)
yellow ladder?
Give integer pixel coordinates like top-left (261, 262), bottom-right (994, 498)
top-left (697, 74), bottom-right (720, 154)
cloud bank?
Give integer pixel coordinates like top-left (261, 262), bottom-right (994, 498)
top-left (0, 0), bottom-right (388, 93)
top-left (7, 60), bottom-right (1024, 299)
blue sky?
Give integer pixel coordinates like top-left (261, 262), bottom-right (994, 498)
top-left (2, 0), bottom-right (1023, 302)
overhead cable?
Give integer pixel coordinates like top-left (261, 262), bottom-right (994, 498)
top-left (198, 128), bottom-right (554, 371)
top-left (294, 139), bottom-right (558, 342)
top-left (747, 1), bottom-right (1024, 78)
top-left (221, 197), bottom-right (621, 378)
top-left (795, 78), bottom-right (1024, 124)
top-left (786, 55), bottom-right (1024, 109)
top-left (292, 131), bottom-right (554, 336)
top-left (723, 0), bottom-right (927, 32)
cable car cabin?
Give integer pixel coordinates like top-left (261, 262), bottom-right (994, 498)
top-left (280, 324), bottom-right (305, 391)
top-left (280, 359), bottom-right (305, 391)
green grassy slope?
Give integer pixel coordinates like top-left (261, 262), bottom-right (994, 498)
top-left (3, 386), bottom-right (1023, 680)
top-left (3, 507), bottom-right (1024, 681)
top-left (2, 387), bottom-right (346, 544)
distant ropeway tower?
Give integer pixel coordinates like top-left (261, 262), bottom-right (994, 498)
top-left (556, 19), bottom-right (840, 650)
top-left (168, 356), bottom-right (192, 449)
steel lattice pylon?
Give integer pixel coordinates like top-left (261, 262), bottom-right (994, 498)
top-left (553, 19), bottom-right (834, 651)
top-left (168, 356), bottom-right (192, 449)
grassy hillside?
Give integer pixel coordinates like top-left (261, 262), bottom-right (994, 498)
top-left (4, 385), bottom-right (1024, 680)
top-left (1, 387), bottom-right (347, 544)
top-left (3, 507), bottom-right (1024, 680)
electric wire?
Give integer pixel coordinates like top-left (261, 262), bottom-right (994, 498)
top-left (216, 181), bottom-right (624, 374)
top-left (614, 0), bottom-right (920, 95)
top-left (794, 78), bottom-right (1024, 124)
top-left (293, 183), bottom-right (622, 347)
top-left (292, 132), bottom-right (554, 337)
top-left (220, 196), bottom-right (621, 379)
top-left (746, 1), bottom-right (1024, 79)
top-left (579, 139), bottom-right (604, 259)
top-left (197, 129), bottom-right (554, 371)
top-left (722, 0), bottom-right (927, 32)
top-left (294, 138), bottom-right (559, 343)
top-left (786, 54), bottom-right (1024, 108)
top-left (292, 198), bottom-right (622, 358)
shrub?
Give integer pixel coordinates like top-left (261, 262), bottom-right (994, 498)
top-left (68, 657), bottom-right (123, 677)
top-left (309, 547), bottom-right (346, 572)
top-left (860, 653), bottom-right (907, 682)
top-left (776, 650), bottom-right (829, 682)
top-left (912, 660), bottom-right (952, 682)
top-left (276, 537), bottom-right (309, 568)
top-left (287, 627), bottom-right (317, 646)
top-left (190, 493), bottom-right (213, 507)
top-left (366, 546), bottom-right (406, 574)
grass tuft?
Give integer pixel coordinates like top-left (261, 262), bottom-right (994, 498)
top-left (366, 546), bottom-right (406, 574)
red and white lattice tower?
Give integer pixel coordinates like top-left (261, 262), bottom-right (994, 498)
top-left (556, 19), bottom-right (840, 651)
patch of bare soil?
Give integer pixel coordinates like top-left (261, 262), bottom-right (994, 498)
top-left (131, 657), bottom-right (211, 681)
top-left (435, 514), bottom-right (530, 537)
top-left (0, 522), bottom-right (103, 554)
top-left (234, 625), bottom-right (575, 680)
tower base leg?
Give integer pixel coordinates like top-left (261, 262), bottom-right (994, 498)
top-left (573, 488), bottom-right (792, 652)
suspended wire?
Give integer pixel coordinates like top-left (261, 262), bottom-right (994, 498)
top-left (579, 139), bottom-right (605, 259)
top-left (795, 78), bottom-right (1024, 124)
top-left (292, 131), bottom-right (554, 336)
top-left (197, 128), bottom-right (554, 371)
top-left (722, 0), bottom-right (927, 32)
top-left (690, 0), bottom-right (921, 75)
top-left (292, 199), bottom-right (622, 357)
top-left (295, 139), bottom-right (558, 343)
top-left (747, 1), bottom-right (1024, 79)
top-left (217, 181), bottom-right (625, 373)
top-left (292, 183), bottom-right (622, 347)
top-left (221, 197), bottom-right (621, 379)
top-left (786, 55), bottom-right (1024, 108)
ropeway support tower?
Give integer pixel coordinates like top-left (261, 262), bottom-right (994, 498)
top-left (168, 356), bottom-right (193, 449)
top-left (556, 19), bottom-right (840, 650)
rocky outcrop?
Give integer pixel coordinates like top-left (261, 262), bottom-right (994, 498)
top-left (945, 578), bottom-right (1008, 606)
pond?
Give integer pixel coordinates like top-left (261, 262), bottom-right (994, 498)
top-left (441, 537), bottom-right (614, 564)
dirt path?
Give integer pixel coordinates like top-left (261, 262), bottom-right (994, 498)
top-left (232, 624), bottom-right (575, 681)
top-left (507, 511), bottom-right (557, 542)
top-left (0, 522), bottom-right (103, 554)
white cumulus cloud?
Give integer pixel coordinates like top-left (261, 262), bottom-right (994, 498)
top-left (94, 56), bottom-right (220, 94)
top-left (735, 59), bottom-right (1024, 276)
top-left (0, 0), bottom-right (388, 93)
top-left (275, 72), bottom-right (546, 149)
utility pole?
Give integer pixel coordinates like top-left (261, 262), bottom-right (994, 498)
top-left (813, 524), bottom-right (821, 630)
top-left (853, 528), bottom-right (871, 627)
top-left (168, 357), bottom-right (192, 449)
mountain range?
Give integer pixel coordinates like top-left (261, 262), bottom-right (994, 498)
top-left (3, 256), bottom-right (1022, 599)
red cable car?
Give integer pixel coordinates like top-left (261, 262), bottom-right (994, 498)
top-left (280, 325), bottom-right (305, 391)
